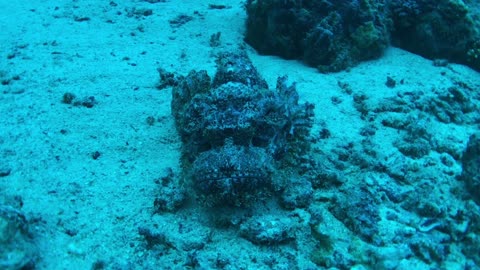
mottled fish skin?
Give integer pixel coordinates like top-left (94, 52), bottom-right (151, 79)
top-left (171, 51), bottom-right (314, 206)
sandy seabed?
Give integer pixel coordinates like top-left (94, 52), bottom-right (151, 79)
top-left (1, 1), bottom-right (480, 269)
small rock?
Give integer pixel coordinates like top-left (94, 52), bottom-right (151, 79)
top-left (0, 167), bottom-right (11, 177)
top-left (153, 168), bottom-right (186, 212)
top-left (75, 96), bottom-right (96, 108)
top-left (239, 215), bottom-right (295, 245)
top-left (62, 92), bottom-right (76, 104)
top-left (386, 76), bottom-right (396, 88)
top-left (67, 242), bottom-right (86, 256)
top-left (280, 177), bottom-right (313, 209)
top-left (0, 205), bottom-right (38, 268)
top-left (91, 151), bottom-right (101, 160)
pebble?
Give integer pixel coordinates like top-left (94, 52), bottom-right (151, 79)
top-left (67, 242), bottom-right (86, 257)
top-left (0, 167), bottom-right (11, 177)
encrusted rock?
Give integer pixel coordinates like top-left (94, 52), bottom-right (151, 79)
top-left (461, 133), bottom-right (480, 204)
top-left (329, 186), bottom-right (380, 243)
top-left (153, 168), bottom-right (186, 212)
top-left (245, 0), bottom-right (390, 72)
top-left (0, 205), bottom-right (38, 269)
top-left (239, 215), bottom-right (295, 245)
top-left (245, 0), bottom-right (480, 72)
top-left (280, 177), bottom-right (313, 209)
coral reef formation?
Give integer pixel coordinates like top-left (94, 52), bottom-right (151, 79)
top-left (245, 0), bottom-right (390, 72)
top-left (390, 0), bottom-right (479, 68)
top-left (245, 0), bottom-right (480, 72)
top-left (171, 51), bottom-right (314, 206)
